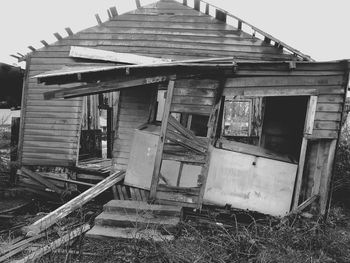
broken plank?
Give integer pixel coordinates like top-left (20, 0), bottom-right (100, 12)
top-left (23, 171), bottom-right (125, 236)
top-left (21, 167), bottom-right (62, 194)
top-left (166, 129), bottom-right (207, 154)
top-left (69, 46), bottom-right (171, 64)
top-left (44, 75), bottom-right (172, 99)
top-left (14, 224), bottom-right (91, 263)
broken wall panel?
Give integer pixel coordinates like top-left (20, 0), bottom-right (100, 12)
top-left (112, 86), bottom-right (154, 171)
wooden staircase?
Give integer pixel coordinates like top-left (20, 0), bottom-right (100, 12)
top-left (86, 200), bottom-right (182, 241)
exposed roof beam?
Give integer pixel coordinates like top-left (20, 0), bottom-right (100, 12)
top-left (44, 75), bottom-right (173, 99)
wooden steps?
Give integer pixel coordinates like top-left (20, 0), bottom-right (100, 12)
top-left (86, 200), bottom-right (182, 241)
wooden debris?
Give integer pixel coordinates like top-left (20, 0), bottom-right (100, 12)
top-left (69, 46), bottom-right (172, 64)
top-left (23, 171), bottom-right (125, 236)
top-left (40, 40), bottom-right (49, 47)
top-left (21, 167), bottom-right (62, 195)
top-left (95, 14), bottom-right (102, 25)
top-left (109, 6), bottom-right (118, 17)
top-left (53, 32), bottom-right (63, 40)
top-left (13, 224), bottom-right (91, 263)
top-left (40, 174), bottom-right (94, 187)
top-left (65, 27), bottom-right (74, 36)
top-left (27, 46), bottom-right (36, 52)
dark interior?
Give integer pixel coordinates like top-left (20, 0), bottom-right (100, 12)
top-left (261, 96), bottom-right (308, 160)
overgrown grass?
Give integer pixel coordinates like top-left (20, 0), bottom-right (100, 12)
top-left (26, 206), bottom-right (349, 263)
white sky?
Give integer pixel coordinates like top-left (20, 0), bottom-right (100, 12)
top-left (1, 0), bottom-right (350, 67)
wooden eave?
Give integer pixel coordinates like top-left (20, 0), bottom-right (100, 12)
top-left (40, 60), bottom-right (350, 100)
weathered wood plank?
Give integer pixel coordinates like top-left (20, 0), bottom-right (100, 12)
top-left (150, 80), bottom-right (175, 200)
top-left (316, 103), bottom-right (343, 112)
top-left (21, 167), bottom-right (62, 194)
top-left (23, 171), bottom-right (125, 236)
top-left (293, 138), bottom-right (308, 209)
top-left (314, 112), bottom-right (341, 121)
top-left (69, 46), bottom-right (171, 64)
top-left (170, 104), bottom-right (212, 115)
top-left (304, 96), bottom-right (317, 135)
top-left (172, 96), bottom-right (215, 106)
top-left (173, 87), bottom-right (216, 97)
top-left (223, 87), bottom-right (318, 97)
top-left (313, 121), bottom-right (340, 130)
top-left (225, 76), bottom-right (344, 88)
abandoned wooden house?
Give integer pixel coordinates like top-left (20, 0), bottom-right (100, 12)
top-left (14, 0), bottom-right (349, 234)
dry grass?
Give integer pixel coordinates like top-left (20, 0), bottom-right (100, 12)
top-left (22, 206), bottom-right (349, 263)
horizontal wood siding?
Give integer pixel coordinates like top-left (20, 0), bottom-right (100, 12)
top-left (223, 70), bottom-right (347, 139)
top-left (112, 86), bottom-right (153, 171)
top-left (171, 79), bottom-right (218, 115)
top-left (20, 0), bottom-right (296, 167)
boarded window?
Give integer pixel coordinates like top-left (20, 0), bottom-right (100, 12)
top-left (223, 100), bottom-right (252, 136)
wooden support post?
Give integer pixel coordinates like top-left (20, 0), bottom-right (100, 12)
top-left (65, 27), bottom-right (74, 36)
top-left (320, 139), bottom-right (337, 214)
top-left (304, 96), bottom-right (317, 135)
top-left (135, 0), bottom-right (141, 8)
top-left (53, 33), bottom-right (63, 40)
top-left (23, 171), bottom-right (125, 236)
top-left (107, 107), bottom-right (113, 158)
top-left (205, 3), bottom-right (209, 15)
top-left (292, 137), bottom-right (308, 210)
top-left (95, 14), bottom-right (102, 25)
top-left (194, 0), bottom-right (200, 11)
top-left (183, 0), bottom-right (187, 6)
top-left (197, 82), bottom-right (223, 208)
top-left (149, 79), bottom-right (176, 200)
top-left (10, 117), bottom-right (20, 185)
top-left (40, 40), bottom-right (49, 47)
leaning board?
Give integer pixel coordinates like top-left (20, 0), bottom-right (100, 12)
top-left (203, 147), bottom-right (298, 216)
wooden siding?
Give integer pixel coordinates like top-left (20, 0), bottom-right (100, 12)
top-left (19, 0), bottom-right (296, 167)
top-left (112, 86), bottom-right (153, 171)
top-left (223, 73), bottom-right (346, 140)
top-left (171, 78), bottom-right (218, 115)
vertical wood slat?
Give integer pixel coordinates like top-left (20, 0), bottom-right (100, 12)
top-left (18, 56), bottom-right (31, 166)
top-left (215, 9), bottom-right (227, 22)
top-left (194, 0), bottom-right (200, 11)
top-left (311, 142), bottom-right (326, 196)
top-left (197, 80), bottom-right (222, 208)
top-left (292, 137), bottom-right (308, 209)
top-left (149, 80), bottom-right (175, 200)
top-left (205, 3), bottom-right (209, 15)
top-left (320, 139), bottom-right (337, 214)
top-left (95, 14), bottom-right (102, 25)
top-left (304, 96), bottom-right (317, 134)
top-left (183, 0), bottom-right (187, 6)
top-left (237, 21), bottom-right (242, 31)
top-left (135, 0), bottom-right (141, 8)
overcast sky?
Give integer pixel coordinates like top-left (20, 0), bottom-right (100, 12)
top-left (1, 0), bottom-right (349, 67)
